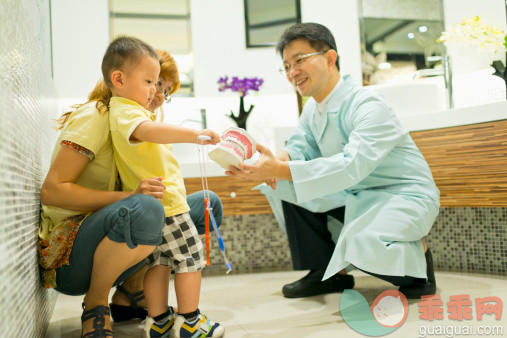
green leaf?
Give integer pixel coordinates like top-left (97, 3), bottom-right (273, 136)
top-left (504, 34), bottom-right (507, 49)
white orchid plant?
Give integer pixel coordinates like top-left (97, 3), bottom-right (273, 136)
top-left (438, 16), bottom-right (506, 55)
top-left (439, 16), bottom-right (507, 94)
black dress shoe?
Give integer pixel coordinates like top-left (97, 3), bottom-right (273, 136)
top-left (399, 248), bottom-right (437, 299)
top-left (282, 269), bottom-right (355, 298)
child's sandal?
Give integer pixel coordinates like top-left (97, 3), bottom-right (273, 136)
top-left (81, 303), bottom-right (114, 338)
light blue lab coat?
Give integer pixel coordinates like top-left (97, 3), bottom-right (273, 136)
top-left (257, 75), bottom-right (440, 280)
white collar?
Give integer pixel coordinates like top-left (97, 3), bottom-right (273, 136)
top-left (317, 76), bottom-right (343, 113)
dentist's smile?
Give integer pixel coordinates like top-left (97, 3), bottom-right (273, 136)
top-left (295, 77), bottom-right (308, 90)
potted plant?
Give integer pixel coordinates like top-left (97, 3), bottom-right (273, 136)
top-left (218, 76), bottom-right (264, 130)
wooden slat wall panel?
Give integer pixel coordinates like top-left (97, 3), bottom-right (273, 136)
top-left (185, 119), bottom-right (507, 215)
top-left (410, 119), bottom-right (507, 207)
top-left (184, 177), bottom-right (272, 216)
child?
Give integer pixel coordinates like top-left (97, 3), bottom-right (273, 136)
top-left (103, 36), bottom-right (224, 338)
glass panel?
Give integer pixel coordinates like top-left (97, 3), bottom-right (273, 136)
top-left (109, 0), bottom-right (193, 95)
top-left (244, 0), bottom-right (300, 48)
top-left (359, 0), bottom-right (445, 85)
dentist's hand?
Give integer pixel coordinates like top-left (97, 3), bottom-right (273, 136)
top-left (264, 178), bottom-right (279, 190)
top-left (225, 143), bottom-right (290, 185)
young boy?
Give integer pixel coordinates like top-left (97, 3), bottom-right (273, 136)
top-left (103, 36), bottom-right (224, 337)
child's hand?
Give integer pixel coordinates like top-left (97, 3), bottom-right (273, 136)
top-left (132, 177), bottom-right (166, 201)
top-left (198, 129), bottom-right (220, 145)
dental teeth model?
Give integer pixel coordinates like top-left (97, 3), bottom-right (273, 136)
top-left (208, 127), bottom-right (256, 170)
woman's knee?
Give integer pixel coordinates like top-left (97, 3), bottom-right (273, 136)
top-left (109, 194), bottom-right (165, 248)
top-left (128, 194), bottom-right (165, 230)
top-left (207, 191), bottom-right (223, 225)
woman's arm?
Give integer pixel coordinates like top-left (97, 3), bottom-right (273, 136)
top-left (40, 146), bottom-right (165, 211)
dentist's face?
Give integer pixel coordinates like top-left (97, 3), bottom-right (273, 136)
top-left (282, 39), bottom-right (330, 102)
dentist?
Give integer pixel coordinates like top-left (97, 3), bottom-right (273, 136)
top-left (227, 23), bottom-right (440, 299)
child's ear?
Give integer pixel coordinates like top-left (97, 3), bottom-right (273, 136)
top-left (111, 70), bottom-right (125, 88)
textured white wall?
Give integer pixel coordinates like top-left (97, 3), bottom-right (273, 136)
top-left (0, 0), bottom-right (59, 336)
top-left (190, 0), bottom-right (363, 98)
top-left (190, 0), bottom-right (294, 98)
top-left (301, 0), bottom-right (363, 85)
top-left (51, 0), bottom-right (110, 99)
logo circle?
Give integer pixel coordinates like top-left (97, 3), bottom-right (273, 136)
top-left (370, 290), bottom-right (409, 327)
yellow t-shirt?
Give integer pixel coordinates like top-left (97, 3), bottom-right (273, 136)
top-left (109, 96), bottom-right (189, 217)
top-left (39, 101), bottom-right (118, 241)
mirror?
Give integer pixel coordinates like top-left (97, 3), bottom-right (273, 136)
top-left (109, 0), bottom-right (194, 96)
top-left (359, 0), bottom-right (445, 85)
top-left (244, 0), bottom-right (301, 48)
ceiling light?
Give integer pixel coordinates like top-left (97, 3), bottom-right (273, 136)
top-left (407, 32), bottom-right (415, 39)
top-left (418, 26), bottom-right (428, 33)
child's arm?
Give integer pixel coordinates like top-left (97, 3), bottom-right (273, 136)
top-left (131, 120), bottom-right (220, 145)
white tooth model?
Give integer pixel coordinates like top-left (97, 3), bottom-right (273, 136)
top-left (208, 127), bottom-right (256, 170)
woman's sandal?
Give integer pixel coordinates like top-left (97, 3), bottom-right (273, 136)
top-left (81, 303), bottom-right (114, 338)
top-left (109, 285), bottom-right (148, 322)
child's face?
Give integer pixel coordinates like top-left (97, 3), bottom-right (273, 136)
top-left (120, 55), bottom-right (160, 109)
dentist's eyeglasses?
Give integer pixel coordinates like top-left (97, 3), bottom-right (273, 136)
top-left (279, 51), bottom-right (328, 75)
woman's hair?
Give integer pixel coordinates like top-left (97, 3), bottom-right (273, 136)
top-left (55, 36), bottom-right (158, 130)
top-left (276, 22), bottom-right (340, 71)
top-left (155, 49), bottom-right (180, 122)
top-left (157, 49), bottom-right (180, 95)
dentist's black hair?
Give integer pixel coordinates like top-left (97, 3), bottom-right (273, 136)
top-left (276, 22), bottom-right (340, 71)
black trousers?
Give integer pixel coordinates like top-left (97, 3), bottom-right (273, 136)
top-left (282, 201), bottom-right (417, 287)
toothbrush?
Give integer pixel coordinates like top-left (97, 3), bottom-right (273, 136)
top-left (197, 134), bottom-right (233, 274)
top-left (207, 200), bottom-right (233, 274)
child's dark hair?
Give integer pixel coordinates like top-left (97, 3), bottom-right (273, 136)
top-left (102, 35), bottom-right (159, 88)
top-left (55, 36), bottom-right (158, 130)
top-left (276, 23), bottom-right (340, 71)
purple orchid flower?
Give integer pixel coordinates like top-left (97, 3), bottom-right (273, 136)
top-left (217, 75), bottom-right (264, 97)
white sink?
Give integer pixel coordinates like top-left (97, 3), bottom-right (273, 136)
top-left (171, 143), bottom-right (226, 178)
top-left (368, 80), bottom-right (447, 117)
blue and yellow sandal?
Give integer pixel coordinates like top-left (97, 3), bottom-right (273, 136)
top-left (172, 309), bottom-right (224, 337)
top-left (142, 307), bottom-right (176, 338)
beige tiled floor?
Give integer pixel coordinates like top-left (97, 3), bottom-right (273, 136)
top-left (47, 270), bottom-right (507, 337)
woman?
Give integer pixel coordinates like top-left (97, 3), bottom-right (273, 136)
top-left (39, 49), bottom-right (222, 337)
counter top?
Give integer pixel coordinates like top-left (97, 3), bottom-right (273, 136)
top-left (178, 100), bottom-right (507, 178)
top-left (399, 100), bottom-right (507, 132)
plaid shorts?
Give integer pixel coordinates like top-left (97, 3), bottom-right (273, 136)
top-left (146, 212), bottom-right (205, 273)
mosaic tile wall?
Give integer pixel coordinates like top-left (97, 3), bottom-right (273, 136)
top-left (0, 0), bottom-right (58, 337)
top-left (427, 207), bottom-right (506, 275)
top-left (203, 207), bottom-right (507, 276)
top-left (202, 214), bottom-right (293, 275)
